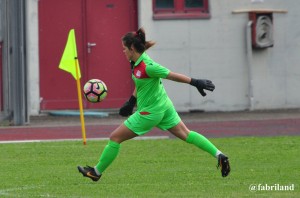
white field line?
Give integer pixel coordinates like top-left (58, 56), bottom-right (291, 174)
top-left (0, 136), bottom-right (170, 144)
top-left (0, 185), bottom-right (44, 196)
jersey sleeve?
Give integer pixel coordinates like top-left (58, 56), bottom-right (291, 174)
top-left (145, 62), bottom-right (170, 78)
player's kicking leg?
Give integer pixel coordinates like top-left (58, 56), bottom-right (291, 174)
top-left (77, 124), bottom-right (137, 182)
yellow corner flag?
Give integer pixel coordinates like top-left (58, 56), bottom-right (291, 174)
top-left (59, 29), bottom-right (86, 145)
top-left (59, 29), bottom-right (81, 80)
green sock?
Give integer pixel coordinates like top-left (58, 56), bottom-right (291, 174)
top-left (95, 140), bottom-right (120, 174)
top-left (186, 131), bottom-right (218, 157)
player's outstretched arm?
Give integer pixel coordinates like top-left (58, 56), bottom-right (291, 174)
top-left (166, 71), bottom-right (215, 97)
top-left (166, 71), bottom-right (191, 83)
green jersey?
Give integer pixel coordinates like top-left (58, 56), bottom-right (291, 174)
top-left (132, 52), bottom-right (173, 113)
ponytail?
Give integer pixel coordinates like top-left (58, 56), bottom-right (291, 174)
top-left (122, 27), bottom-right (155, 53)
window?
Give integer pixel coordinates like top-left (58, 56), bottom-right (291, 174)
top-left (153, 0), bottom-right (210, 20)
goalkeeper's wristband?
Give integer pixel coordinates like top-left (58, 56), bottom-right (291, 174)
top-left (189, 78), bottom-right (197, 86)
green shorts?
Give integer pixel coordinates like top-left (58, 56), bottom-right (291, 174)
top-left (124, 106), bottom-right (181, 135)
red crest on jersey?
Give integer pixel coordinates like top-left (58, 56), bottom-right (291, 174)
top-left (133, 62), bottom-right (149, 79)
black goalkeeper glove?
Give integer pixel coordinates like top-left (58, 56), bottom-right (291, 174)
top-left (190, 78), bottom-right (215, 97)
top-left (119, 95), bottom-right (136, 117)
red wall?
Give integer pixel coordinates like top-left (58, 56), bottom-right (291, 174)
top-left (38, 0), bottom-right (137, 110)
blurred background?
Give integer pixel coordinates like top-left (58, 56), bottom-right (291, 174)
top-left (0, 0), bottom-right (299, 125)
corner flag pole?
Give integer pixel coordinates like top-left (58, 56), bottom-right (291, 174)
top-left (59, 29), bottom-right (87, 145)
top-left (75, 57), bottom-right (87, 145)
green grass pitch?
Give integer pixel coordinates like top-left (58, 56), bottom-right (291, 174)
top-left (0, 136), bottom-right (299, 197)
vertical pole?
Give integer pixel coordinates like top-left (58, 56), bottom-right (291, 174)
top-left (10, 0), bottom-right (28, 125)
top-left (246, 21), bottom-right (254, 111)
top-left (75, 58), bottom-right (87, 145)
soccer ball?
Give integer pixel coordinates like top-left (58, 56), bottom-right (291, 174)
top-left (83, 79), bottom-right (108, 103)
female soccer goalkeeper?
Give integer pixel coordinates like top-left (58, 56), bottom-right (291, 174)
top-left (78, 28), bottom-right (230, 181)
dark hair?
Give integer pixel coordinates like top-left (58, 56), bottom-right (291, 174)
top-left (122, 27), bottom-right (155, 53)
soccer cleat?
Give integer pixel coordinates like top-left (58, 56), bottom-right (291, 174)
top-left (77, 165), bottom-right (101, 182)
top-left (217, 154), bottom-right (230, 177)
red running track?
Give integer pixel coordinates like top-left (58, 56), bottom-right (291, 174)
top-left (0, 118), bottom-right (299, 142)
